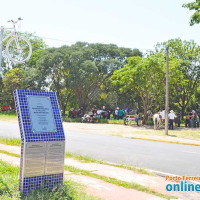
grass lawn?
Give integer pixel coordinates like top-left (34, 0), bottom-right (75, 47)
top-left (0, 111), bottom-right (17, 122)
top-left (65, 166), bottom-right (177, 200)
top-left (0, 137), bottom-right (154, 176)
top-left (0, 160), bottom-right (101, 200)
top-left (0, 148), bottom-right (176, 200)
top-left (122, 127), bottom-right (200, 140)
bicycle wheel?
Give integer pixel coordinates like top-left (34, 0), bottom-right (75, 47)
top-left (6, 36), bottom-right (32, 64)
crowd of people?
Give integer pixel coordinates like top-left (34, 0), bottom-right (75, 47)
top-left (155, 109), bottom-right (199, 130)
top-left (88, 106), bottom-right (127, 121)
top-left (68, 106), bottom-right (200, 129)
top-left (184, 110), bottom-right (199, 128)
top-left (69, 106), bottom-right (133, 122)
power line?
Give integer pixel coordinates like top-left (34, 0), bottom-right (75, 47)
top-left (41, 36), bottom-right (75, 44)
top-left (39, 35), bottom-right (154, 51)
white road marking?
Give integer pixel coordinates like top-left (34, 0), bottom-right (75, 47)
top-left (182, 151), bottom-right (200, 155)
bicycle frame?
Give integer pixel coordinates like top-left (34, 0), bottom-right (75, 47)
top-left (0, 20), bottom-right (20, 46)
top-left (0, 18), bottom-right (31, 66)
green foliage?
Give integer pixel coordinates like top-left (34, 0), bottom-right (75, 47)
top-left (183, 0), bottom-right (200, 25)
top-left (0, 34), bottom-right (199, 117)
top-left (0, 150), bottom-right (20, 158)
top-left (63, 117), bottom-right (82, 123)
top-left (156, 39), bottom-right (200, 116)
top-left (0, 111), bottom-right (17, 122)
top-left (36, 42), bottom-right (142, 113)
top-left (0, 137), bottom-right (21, 146)
top-left (65, 166), bottom-right (176, 199)
top-left (145, 120), bottom-right (154, 125)
top-left (111, 53), bottom-right (166, 120)
top-left (0, 161), bottom-right (20, 199)
top-left (65, 152), bottom-right (155, 176)
top-left (0, 160), bottom-right (100, 200)
top-left (2, 67), bottom-right (25, 108)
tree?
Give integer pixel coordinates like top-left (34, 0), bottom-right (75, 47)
top-left (2, 67), bottom-right (25, 108)
top-left (111, 53), bottom-right (166, 122)
top-left (37, 42), bottom-right (142, 113)
top-left (156, 39), bottom-right (200, 118)
top-left (36, 47), bottom-right (75, 116)
top-left (183, 0), bottom-right (200, 25)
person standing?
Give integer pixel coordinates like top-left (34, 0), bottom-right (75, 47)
top-left (176, 111), bottom-right (181, 127)
top-left (118, 108), bottom-right (124, 120)
top-left (185, 113), bottom-right (190, 127)
top-left (168, 110), bottom-right (176, 130)
top-left (114, 107), bottom-right (119, 120)
top-left (197, 115), bottom-right (199, 128)
top-left (106, 109), bottom-right (111, 120)
top-left (125, 107), bottom-right (130, 114)
top-left (189, 110), bottom-right (193, 128)
top-left (193, 112), bottom-right (197, 128)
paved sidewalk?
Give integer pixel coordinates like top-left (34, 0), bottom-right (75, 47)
top-left (1, 143), bottom-right (200, 200)
top-left (65, 172), bottom-right (164, 200)
top-left (0, 153), bottom-right (164, 200)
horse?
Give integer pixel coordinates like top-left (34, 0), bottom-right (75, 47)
top-left (153, 113), bottom-right (162, 130)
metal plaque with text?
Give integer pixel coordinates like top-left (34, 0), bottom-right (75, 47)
top-left (27, 95), bottom-right (57, 133)
top-left (24, 142), bottom-right (45, 177)
top-left (45, 141), bottom-right (65, 175)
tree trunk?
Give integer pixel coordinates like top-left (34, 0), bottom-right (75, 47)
top-left (181, 104), bottom-right (185, 120)
top-left (143, 108), bottom-right (148, 124)
top-left (181, 97), bottom-right (185, 120)
top-left (61, 104), bottom-right (66, 117)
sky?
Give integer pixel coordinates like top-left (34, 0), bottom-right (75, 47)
top-left (0, 0), bottom-right (198, 51)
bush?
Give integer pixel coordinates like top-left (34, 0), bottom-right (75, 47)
top-left (0, 160), bottom-right (100, 200)
top-left (145, 120), bottom-right (154, 125)
top-left (63, 117), bottom-right (82, 123)
top-left (0, 110), bottom-right (16, 115)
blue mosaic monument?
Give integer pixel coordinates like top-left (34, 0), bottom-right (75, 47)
top-left (13, 89), bottom-right (65, 194)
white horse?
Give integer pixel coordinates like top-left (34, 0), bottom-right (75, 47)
top-left (153, 113), bottom-right (162, 130)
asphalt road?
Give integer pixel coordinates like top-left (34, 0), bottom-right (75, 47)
top-left (1, 120), bottom-right (200, 176)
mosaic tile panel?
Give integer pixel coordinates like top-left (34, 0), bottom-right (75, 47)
top-left (14, 89), bottom-right (65, 194)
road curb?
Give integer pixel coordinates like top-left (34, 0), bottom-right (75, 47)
top-left (131, 137), bottom-right (200, 147)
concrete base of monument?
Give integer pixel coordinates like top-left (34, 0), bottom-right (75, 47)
top-left (1, 143), bottom-right (200, 200)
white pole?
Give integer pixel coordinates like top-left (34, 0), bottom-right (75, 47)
top-left (0, 26), bottom-right (4, 75)
top-left (165, 47), bottom-right (169, 135)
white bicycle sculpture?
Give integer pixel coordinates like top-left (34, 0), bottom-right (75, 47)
top-left (0, 17), bottom-right (32, 64)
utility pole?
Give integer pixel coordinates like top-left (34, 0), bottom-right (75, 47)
top-left (0, 27), bottom-right (3, 104)
top-left (165, 47), bottom-right (169, 135)
top-left (0, 26), bottom-right (3, 75)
